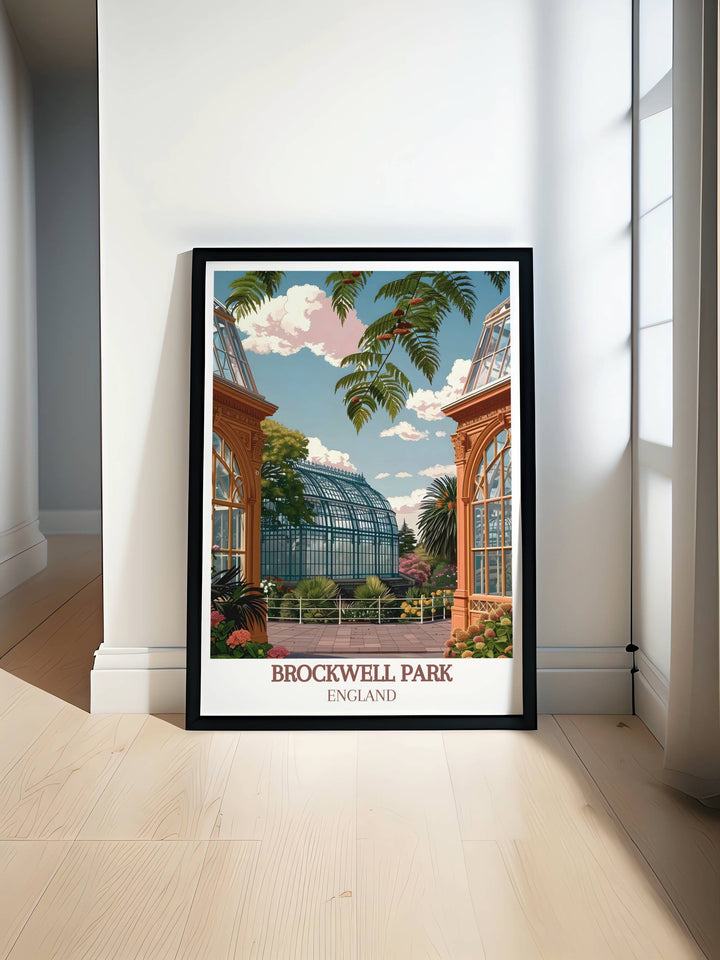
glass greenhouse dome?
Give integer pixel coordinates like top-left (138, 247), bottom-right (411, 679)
top-left (261, 462), bottom-right (400, 582)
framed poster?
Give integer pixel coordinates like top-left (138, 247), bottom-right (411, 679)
top-left (186, 248), bottom-right (535, 730)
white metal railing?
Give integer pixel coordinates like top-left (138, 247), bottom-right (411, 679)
top-left (266, 595), bottom-right (453, 625)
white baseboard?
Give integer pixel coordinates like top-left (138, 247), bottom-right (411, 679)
top-left (39, 509), bottom-right (101, 535)
top-left (0, 519), bottom-right (47, 598)
top-left (90, 642), bottom-right (633, 716)
top-left (635, 651), bottom-right (668, 745)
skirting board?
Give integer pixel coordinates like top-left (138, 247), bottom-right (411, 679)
top-left (0, 519), bottom-right (47, 598)
top-left (39, 509), bottom-right (101, 535)
top-left (91, 642), bottom-right (633, 715)
top-left (635, 651), bottom-right (668, 745)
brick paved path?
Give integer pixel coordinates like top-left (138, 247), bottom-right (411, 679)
top-left (267, 619), bottom-right (449, 657)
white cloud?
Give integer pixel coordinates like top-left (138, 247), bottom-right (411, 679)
top-left (233, 284), bottom-right (365, 367)
top-left (379, 421), bottom-right (429, 442)
top-left (418, 463), bottom-right (457, 478)
top-left (395, 471), bottom-right (412, 478)
top-left (306, 437), bottom-right (356, 472)
top-left (405, 358), bottom-right (472, 421)
top-left (374, 472), bottom-right (390, 480)
top-left (435, 430), bottom-right (447, 437)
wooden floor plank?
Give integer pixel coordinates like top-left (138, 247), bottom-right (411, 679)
top-left (0, 579), bottom-right (102, 711)
top-left (77, 715), bottom-right (237, 840)
top-left (6, 841), bottom-right (206, 960)
top-left (0, 671), bottom-right (65, 784)
top-left (557, 714), bottom-right (720, 959)
top-left (0, 709), bottom-right (145, 839)
top-left (0, 535), bottom-right (101, 658)
top-left (448, 718), bottom-right (706, 958)
top-left (203, 732), bottom-right (357, 958)
top-left (356, 730), bottom-right (483, 960)
top-left (0, 840), bottom-right (71, 960)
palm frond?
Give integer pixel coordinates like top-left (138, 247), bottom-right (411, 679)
top-left (485, 270), bottom-right (510, 294)
top-left (417, 476), bottom-right (458, 562)
top-left (225, 271), bottom-right (285, 319)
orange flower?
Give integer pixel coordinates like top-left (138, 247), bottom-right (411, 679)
top-left (461, 650), bottom-right (473, 658)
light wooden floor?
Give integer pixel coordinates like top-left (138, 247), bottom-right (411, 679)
top-left (0, 536), bottom-right (719, 959)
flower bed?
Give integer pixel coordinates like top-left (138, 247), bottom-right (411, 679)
top-left (444, 603), bottom-right (513, 658)
top-left (210, 610), bottom-right (289, 659)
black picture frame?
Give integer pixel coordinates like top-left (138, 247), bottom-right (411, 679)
top-left (186, 247), bottom-right (536, 730)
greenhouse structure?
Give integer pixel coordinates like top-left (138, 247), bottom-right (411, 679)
top-left (261, 462), bottom-right (400, 582)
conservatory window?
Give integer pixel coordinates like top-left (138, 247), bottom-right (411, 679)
top-left (213, 308), bottom-right (257, 392)
top-left (212, 432), bottom-right (246, 575)
top-left (471, 429), bottom-right (512, 597)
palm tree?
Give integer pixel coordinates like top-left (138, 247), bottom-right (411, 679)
top-left (417, 476), bottom-right (458, 562)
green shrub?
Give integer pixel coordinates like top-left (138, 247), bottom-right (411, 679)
top-left (281, 576), bottom-right (339, 622)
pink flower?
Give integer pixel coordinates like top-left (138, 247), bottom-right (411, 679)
top-left (227, 628), bottom-right (251, 649)
top-left (212, 544), bottom-right (221, 551)
top-left (210, 610), bottom-right (226, 626)
top-left (268, 646), bottom-right (290, 658)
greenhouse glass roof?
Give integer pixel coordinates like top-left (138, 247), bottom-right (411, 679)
top-left (463, 297), bottom-right (511, 395)
top-left (213, 299), bottom-right (260, 395)
top-left (261, 461), bottom-right (400, 581)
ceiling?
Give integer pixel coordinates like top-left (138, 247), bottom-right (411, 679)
top-left (4, 0), bottom-right (96, 73)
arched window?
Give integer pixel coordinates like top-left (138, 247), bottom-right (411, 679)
top-left (212, 432), bottom-right (246, 574)
top-left (472, 428), bottom-right (511, 597)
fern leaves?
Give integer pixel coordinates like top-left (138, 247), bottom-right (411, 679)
top-left (325, 271), bottom-right (372, 323)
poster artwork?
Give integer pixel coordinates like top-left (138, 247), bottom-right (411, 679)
top-left (187, 249), bottom-right (535, 729)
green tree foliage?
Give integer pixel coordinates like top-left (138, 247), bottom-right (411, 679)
top-left (398, 519), bottom-right (417, 556)
top-left (260, 420), bottom-right (314, 525)
top-left (211, 568), bottom-right (267, 630)
top-left (225, 271), bottom-right (285, 318)
top-left (417, 475), bottom-right (458, 563)
top-left (334, 270), bottom-right (509, 431)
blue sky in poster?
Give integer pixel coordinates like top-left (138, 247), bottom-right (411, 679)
top-left (214, 270), bottom-right (507, 530)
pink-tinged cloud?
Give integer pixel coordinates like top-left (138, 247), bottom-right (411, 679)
top-left (387, 488), bottom-right (427, 516)
top-left (379, 421), bottom-right (429, 442)
top-left (307, 437), bottom-right (356, 472)
top-left (435, 430), bottom-right (447, 437)
top-left (234, 284), bottom-right (365, 367)
top-left (405, 358), bottom-right (472, 421)
top-left (395, 471), bottom-right (412, 478)
top-left (418, 463), bottom-right (457, 478)
top-left (375, 472), bottom-right (390, 480)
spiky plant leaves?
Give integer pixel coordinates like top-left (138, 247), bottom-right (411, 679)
top-left (417, 475), bottom-right (458, 563)
top-left (353, 576), bottom-right (394, 600)
top-left (211, 568), bottom-right (267, 629)
top-left (325, 271), bottom-right (372, 323)
top-left (225, 271), bottom-right (285, 319)
top-left (485, 271), bottom-right (510, 294)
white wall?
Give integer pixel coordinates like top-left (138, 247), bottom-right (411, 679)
top-left (94, 0), bottom-right (632, 713)
top-left (34, 74), bottom-right (101, 535)
top-left (0, 0), bottom-right (46, 597)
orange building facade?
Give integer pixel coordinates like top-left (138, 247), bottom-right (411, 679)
top-left (443, 298), bottom-right (512, 632)
top-left (211, 301), bottom-right (277, 639)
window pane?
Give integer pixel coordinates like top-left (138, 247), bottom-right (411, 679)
top-left (487, 550), bottom-right (502, 595)
top-left (215, 553), bottom-right (229, 572)
top-left (496, 322), bottom-right (510, 352)
top-left (639, 321), bottom-right (672, 446)
top-left (230, 552), bottom-right (244, 577)
top-left (640, 109), bottom-right (672, 216)
top-left (486, 458), bottom-right (502, 498)
top-left (504, 549), bottom-right (512, 596)
top-left (231, 508), bottom-right (245, 549)
top-left (215, 460), bottom-right (230, 500)
top-left (487, 501), bottom-right (502, 547)
top-left (639, 198), bottom-right (672, 328)
top-left (503, 448), bottom-right (512, 494)
top-left (504, 500), bottom-right (512, 546)
top-left (473, 552), bottom-right (485, 594)
top-left (213, 432), bottom-right (222, 454)
top-left (473, 505), bottom-right (485, 548)
top-left (214, 505), bottom-right (229, 548)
